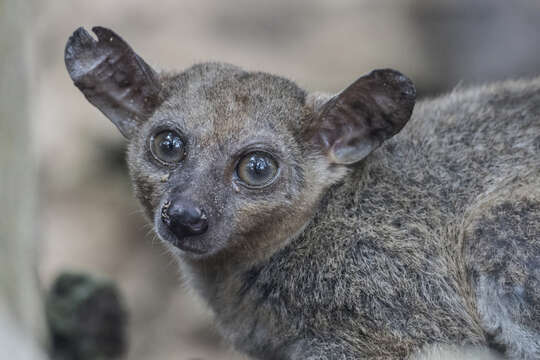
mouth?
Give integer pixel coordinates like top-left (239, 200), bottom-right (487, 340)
top-left (168, 237), bottom-right (208, 254)
top-left (154, 218), bottom-right (209, 255)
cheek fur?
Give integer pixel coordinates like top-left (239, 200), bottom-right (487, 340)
top-left (129, 163), bottom-right (170, 221)
top-left (233, 198), bottom-right (314, 251)
top-left (127, 140), bottom-right (172, 220)
top-left (133, 178), bottom-right (162, 219)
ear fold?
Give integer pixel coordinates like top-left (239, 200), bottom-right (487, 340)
top-left (309, 69), bottom-right (416, 165)
top-left (65, 26), bottom-right (162, 138)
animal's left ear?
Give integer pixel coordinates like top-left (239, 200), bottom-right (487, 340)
top-left (308, 69), bottom-right (416, 165)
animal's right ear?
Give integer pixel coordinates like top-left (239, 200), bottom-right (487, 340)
top-left (307, 69), bottom-right (415, 165)
top-left (65, 26), bottom-right (162, 139)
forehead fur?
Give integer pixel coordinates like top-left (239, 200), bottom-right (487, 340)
top-left (152, 63), bottom-right (308, 147)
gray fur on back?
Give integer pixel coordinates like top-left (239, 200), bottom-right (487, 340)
top-left (64, 29), bottom-right (540, 357)
top-left (189, 78), bottom-right (540, 359)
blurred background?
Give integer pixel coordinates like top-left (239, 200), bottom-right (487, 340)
top-left (1, 0), bottom-right (540, 359)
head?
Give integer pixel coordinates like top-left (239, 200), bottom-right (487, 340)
top-left (65, 27), bottom-right (415, 262)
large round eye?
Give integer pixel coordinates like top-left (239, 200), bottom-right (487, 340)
top-left (236, 152), bottom-right (279, 188)
top-left (150, 130), bottom-right (185, 164)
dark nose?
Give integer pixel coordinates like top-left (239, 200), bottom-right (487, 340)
top-left (161, 198), bottom-right (208, 238)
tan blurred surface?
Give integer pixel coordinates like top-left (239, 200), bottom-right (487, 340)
top-left (1, 0), bottom-right (47, 357)
top-left (32, 1), bottom-right (540, 359)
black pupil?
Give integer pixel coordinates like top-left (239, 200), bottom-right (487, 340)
top-left (152, 131), bottom-right (184, 163)
top-left (246, 155), bottom-right (271, 179)
top-left (159, 132), bottom-right (182, 156)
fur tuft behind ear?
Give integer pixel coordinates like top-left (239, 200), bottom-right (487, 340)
top-left (309, 69), bottom-right (416, 165)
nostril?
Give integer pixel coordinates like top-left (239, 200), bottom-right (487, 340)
top-left (181, 206), bottom-right (203, 225)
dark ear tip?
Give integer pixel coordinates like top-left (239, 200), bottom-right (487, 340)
top-left (64, 26), bottom-right (119, 58)
top-left (91, 26), bottom-right (117, 42)
top-left (70, 27), bottom-right (93, 41)
top-left (91, 26), bottom-right (107, 33)
top-left (370, 68), bottom-right (416, 101)
top-left (65, 27), bottom-right (94, 72)
top-left (65, 26), bottom-right (130, 81)
top-left (65, 27), bottom-right (90, 54)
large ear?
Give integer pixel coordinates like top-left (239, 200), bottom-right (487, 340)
top-left (65, 26), bottom-right (162, 138)
top-left (309, 69), bottom-right (415, 165)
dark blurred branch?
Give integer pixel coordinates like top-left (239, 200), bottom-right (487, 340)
top-left (46, 273), bottom-right (128, 360)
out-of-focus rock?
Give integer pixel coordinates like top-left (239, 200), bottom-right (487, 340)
top-left (46, 273), bottom-right (128, 360)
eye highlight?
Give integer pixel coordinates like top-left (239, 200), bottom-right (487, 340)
top-left (236, 151), bottom-right (279, 188)
top-left (150, 130), bottom-right (185, 165)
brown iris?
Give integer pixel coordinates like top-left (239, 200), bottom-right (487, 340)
top-left (236, 152), bottom-right (278, 187)
top-left (150, 130), bottom-right (185, 164)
